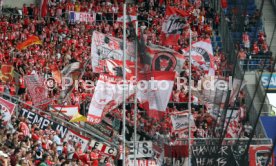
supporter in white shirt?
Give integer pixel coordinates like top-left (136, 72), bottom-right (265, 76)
top-left (53, 130), bottom-right (63, 155)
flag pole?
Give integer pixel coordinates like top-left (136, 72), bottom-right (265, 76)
top-left (122, 3), bottom-right (127, 166)
top-left (133, 20), bottom-right (138, 166)
top-left (188, 28), bottom-right (192, 166)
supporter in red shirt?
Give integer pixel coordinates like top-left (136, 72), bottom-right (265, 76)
top-left (90, 148), bottom-right (100, 166)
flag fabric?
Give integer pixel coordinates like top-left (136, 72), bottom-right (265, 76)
top-left (161, 6), bottom-right (192, 46)
top-left (61, 62), bottom-right (80, 77)
top-left (137, 71), bottom-right (175, 114)
top-left (170, 111), bottom-right (196, 132)
top-left (59, 62), bottom-right (81, 101)
top-left (70, 112), bottom-right (87, 122)
top-left (249, 145), bottom-right (274, 166)
top-left (87, 74), bottom-right (135, 124)
top-left (182, 38), bottom-right (215, 74)
top-left (24, 75), bottom-right (51, 106)
top-left (16, 36), bottom-right (42, 51)
top-left (49, 65), bottom-right (62, 84)
top-left (144, 44), bottom-right (186, 72)
top-left (40, 0), bottom-right (48, 17)
top-left (229, 78), bottom-right (246, 106)
top-left (117, 6), bottom-right (137, 22)
top-left (104, 59), bottom-right (142, 79)
top-left (50, 105), bottom-right (79, 117)
top-left (0, 64), bottom-right (14, 82)
top-left (0, 97), bottom-right (16, 125)
top-left (225, 119), bottom-right (241, 138)
top-left (91, 31), bottom-right (135, 73)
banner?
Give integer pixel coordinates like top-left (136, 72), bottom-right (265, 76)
top-left (24, 75), bottom-right (51, 106)
top-left (87, 74), bottom-right (135, 124)
top-left (161, 6), bottom-right (191, 45)
top-left (16, 36), bottom-right (42, 51)
top-left (164, 144), bottom-right (188, 166)
top-left (0, 97), bottom-right (16, 124)
top-left (91, 31), bottom-right (135, 73)
top-left (182, 39), bottom-right (214, 73)
top-left (128, 141), bottom-right (154, 159)
top-left (127, 159), bottom-right (157, 166)
top-left (261, 72), bottom-right (276, 91)
top-left (191, 145), bottom-right (247, 166)
top-left (69, 11), bottom-right (95, 24)
top-left (89, 140), bottom-right (117, 157)
top-left (137, 71), bottom-right (175, 112)
top-left (144, 44), bottom-right (185, 72)
top-left (19, 109), bottom-right (68, 138)
top-left (0, 64), bottom-right (14, 82)
top-left (63, 130), bottom-right (90, 152)
top-left (249, 145), bottom-right (274, 166)
top-left (170, 111), bottom-right (195, 131)
top-left (49, 105), bottom-right (79, 117)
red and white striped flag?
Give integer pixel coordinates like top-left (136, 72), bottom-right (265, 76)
top-left (137, 71), bottom-right (175, 119)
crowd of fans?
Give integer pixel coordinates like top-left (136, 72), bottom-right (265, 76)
top-left (0, 0), bottom-right (259, 165)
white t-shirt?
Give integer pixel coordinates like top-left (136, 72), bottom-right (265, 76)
top-left (53, 135), bottom-right (63, 151)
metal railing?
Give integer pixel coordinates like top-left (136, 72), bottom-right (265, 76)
top-left (0, 92), bottom-right (118, 148)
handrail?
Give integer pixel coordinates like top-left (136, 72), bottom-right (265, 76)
top-left (0, 92), bottom-right (118, 148)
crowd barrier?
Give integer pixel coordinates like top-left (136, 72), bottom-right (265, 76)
top-left (0, 92), bottom-right (118, 148)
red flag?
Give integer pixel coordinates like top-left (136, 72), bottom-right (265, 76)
top-left (40, 0), bottom-right (48, 17)
top-left (161, 6), bottom-right (192, 46)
